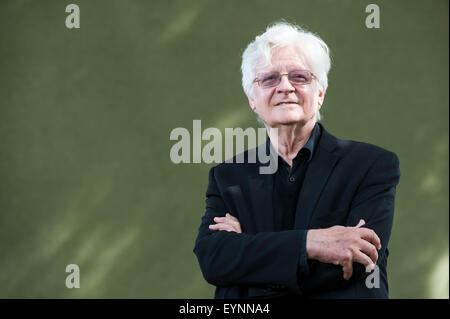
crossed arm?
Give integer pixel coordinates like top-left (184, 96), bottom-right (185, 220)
top-left (210, 214), bottom-right (380, 280)
top-left (194, 151), bottom-right (399, 292)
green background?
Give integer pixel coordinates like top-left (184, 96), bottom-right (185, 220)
top-left (0, 0), bottom-right (448, 298)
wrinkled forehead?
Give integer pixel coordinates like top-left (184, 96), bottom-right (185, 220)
top-left (254, 45), bottom-right (311, 74)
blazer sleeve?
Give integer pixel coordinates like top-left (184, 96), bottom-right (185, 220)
top-left (193, 166), bottom-right (310, 289)
top-left (300, 151), bottom-right (400, 294)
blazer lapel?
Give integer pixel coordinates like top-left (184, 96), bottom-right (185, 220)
top-left (294, 125), bottom-right (340, 229)
top-left (245, 145), bottom-right (275, 232)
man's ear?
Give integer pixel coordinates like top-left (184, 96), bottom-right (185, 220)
top-left (248, 95), bottom-right (256, 111)
top-left (317, 87), bottom-right (326, 108)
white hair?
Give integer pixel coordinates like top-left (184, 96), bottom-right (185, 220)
top-left (241, 22), bottom-right (332, 121)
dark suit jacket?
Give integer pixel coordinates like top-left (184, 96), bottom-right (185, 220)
top-left (193, 123), bottom-right (400, 299)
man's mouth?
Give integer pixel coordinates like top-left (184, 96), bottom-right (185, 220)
top-left (276, 101), bottom-right (299, 106)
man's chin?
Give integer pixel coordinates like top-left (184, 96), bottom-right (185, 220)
top-left (271, 115), bottom-right (306, 126)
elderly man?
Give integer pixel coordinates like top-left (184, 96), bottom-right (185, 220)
top-left (193, 22), bottom-right (400, 299)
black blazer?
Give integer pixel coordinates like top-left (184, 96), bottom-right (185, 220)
top-left (193, 123), bottom-right (400, 299)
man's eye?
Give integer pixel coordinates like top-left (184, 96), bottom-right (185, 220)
top-left (263, 75), bottom-right (277, 81)
top-left (292, 74), bottom-right (307, 81)
top-left (290, 71), bottom-right (311, 83)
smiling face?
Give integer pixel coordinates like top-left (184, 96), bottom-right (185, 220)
top-left (248, 46), bottom-right (325, 128)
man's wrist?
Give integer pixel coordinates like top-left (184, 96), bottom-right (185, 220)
top-left (306, 229), bottom-right (318, 260)
top-left (298, 230), bottom-right (310, 275)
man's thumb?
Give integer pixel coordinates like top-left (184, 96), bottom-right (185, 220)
top-left (355, 219), bottom-right (366, 228)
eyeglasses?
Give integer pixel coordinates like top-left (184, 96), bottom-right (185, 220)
top-left (253, 70), bottom-right (316, 88)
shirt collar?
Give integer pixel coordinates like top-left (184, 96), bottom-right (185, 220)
top-left (266, 122), bottom-right (321, 164)
top-left (301, 122), bottom-right (321, 162)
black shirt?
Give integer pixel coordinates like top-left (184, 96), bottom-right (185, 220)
top-left (270, 123), bottom-right (321, 231)
top-left (268, 123), bottom-right (321, 275)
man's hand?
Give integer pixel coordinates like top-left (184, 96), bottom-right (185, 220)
top-left (209, 213), bottom-right (242, 233)
top-left (306, 219), bottom-right (381, 280)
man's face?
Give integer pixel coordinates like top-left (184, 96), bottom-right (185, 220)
top-left (248, 46), bottom-right (325, 128)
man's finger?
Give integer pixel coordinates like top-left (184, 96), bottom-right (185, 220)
top-left (352, 249), bottom-right (376, 269)
top-left (214, 217), bottom-right (234, 225)
top-left (358, 228), bottom-right (382, 250)
top-left (215, 216), bottom-right (239, 228)
top-left (215, 216), bottom-right (236, 223)
top-left (341, 261), bottom-right (353, 280)
top-left (358, 239), bottom-right (379, 264)
top-left (226, 213), bottom-right (239, 221)
top-left (209, 223), bottom-right (237, 232)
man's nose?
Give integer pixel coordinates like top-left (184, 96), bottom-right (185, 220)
top-left (276, 74), bottom-right (295, 94)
